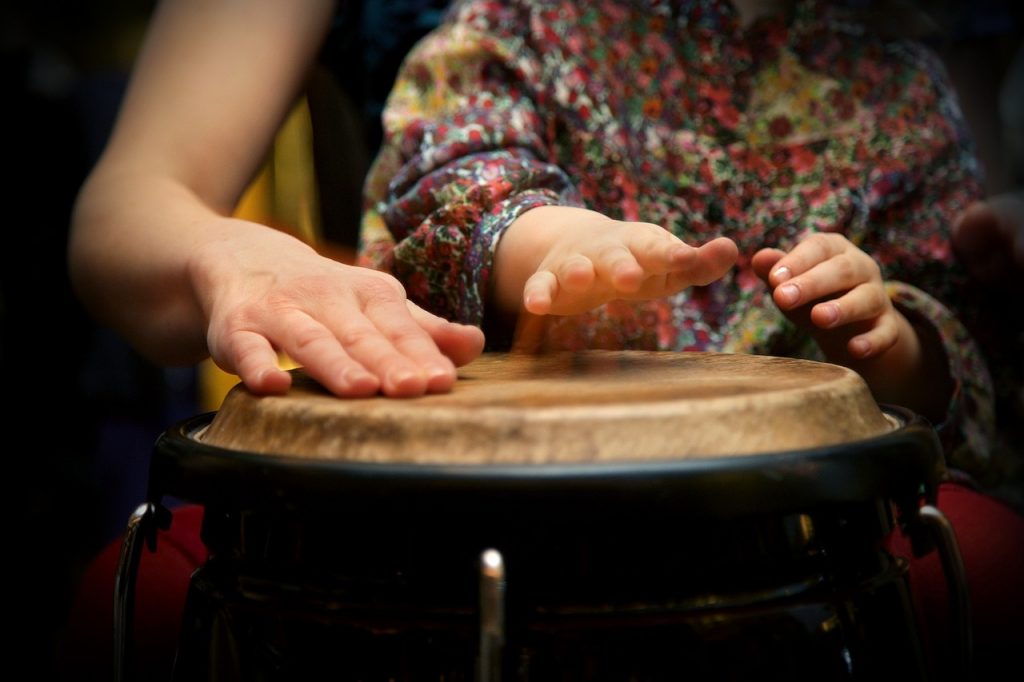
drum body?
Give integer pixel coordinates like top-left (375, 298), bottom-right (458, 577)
top-left (144, 352), bottom-right (947, 681)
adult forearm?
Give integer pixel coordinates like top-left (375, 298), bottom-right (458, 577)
top-left (69, 167), bottom-right (216, 365)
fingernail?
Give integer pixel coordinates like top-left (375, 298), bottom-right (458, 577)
top-left (342, 368), bottom-right (375, 389)
top-left (426, 364), bottom-right (452, 383)
top-left (386, 368), bottom-right (417, 389)
top-left (777, 283), bottom-right (799, 306)
top-left (772, 266), bottom-right (791, 283)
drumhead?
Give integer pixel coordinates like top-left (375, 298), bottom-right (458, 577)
top-left (150, 352), bottom-right (944, 519)
top-left (200, 351), bottom-right (897, 465)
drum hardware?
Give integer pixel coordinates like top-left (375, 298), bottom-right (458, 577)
top-left (919, 504), bottom-right (972, 675)
top-left (114, 502), bottom-right (170, 682)
top-left (478, 549), bottom-right (506, 682)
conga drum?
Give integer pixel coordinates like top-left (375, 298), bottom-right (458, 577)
top-left (114, 351), bottom-right (969, 681)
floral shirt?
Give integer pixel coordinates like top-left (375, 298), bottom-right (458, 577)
top-left (359, 0), bottom-right (994, 473)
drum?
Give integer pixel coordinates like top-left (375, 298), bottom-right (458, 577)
top-left (116, 351), bottom-right (967, 681)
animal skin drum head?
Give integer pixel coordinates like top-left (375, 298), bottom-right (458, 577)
top-left (200, 351), bottom-right (897, 465)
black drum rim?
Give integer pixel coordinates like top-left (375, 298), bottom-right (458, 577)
top-left (148, 406), bottom-right (944, 519)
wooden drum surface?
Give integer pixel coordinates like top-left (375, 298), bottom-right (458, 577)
top-left (200, 351), bottom-right (895, 465)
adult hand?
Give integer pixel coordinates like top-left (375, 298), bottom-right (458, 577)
top-left (193, 220), bottom-right (484, 397)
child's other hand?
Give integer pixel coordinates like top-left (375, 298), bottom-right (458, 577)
top-left (499, 206), bottom-right (737, 316)
top-left (752, 233), bottom-right (903, 362)
top-left (952, 193), bottom-right (1024, 290)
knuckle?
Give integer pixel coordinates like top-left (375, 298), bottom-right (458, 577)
top-left (865, 257), bottom-right (882, 280)
top-left (807, 232), bottom-right (832, 252)
top-left (868, 286), bottom-right (889, 311)
top-left (382, 312), bottom-right (427, 342)
top-left (337, 323), bottom-right (377, 349)
top-left (389, 325), bottom-right (429, 348)
top-left (230, 340), bottom-right (266, 373)
top-left (560, 254), bottom-right (592, 275)
top-left (357, 271), bottom-right (406, 302)
top-left (640, 222), bottom-right (669, 239)
top-left (834, 256), bottom-right (855, 282)
top-left (876, 327), bottom-right (897, 351)
top-left (596, 242), bottom-right (626, 261)
top-left (290, 322), bottom-right (331, 353)
top-left (216, 304), bottom-right (260, 335)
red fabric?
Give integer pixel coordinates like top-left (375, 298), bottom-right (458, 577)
top-left (57, 504), bottom-right (207, 681)
top-left (58, 483), bottom-right (1024, 679)
top-left (886, 482), bottom-right (1024, 678)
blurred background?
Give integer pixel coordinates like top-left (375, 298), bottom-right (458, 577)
top-left (0, 1), bottom-right (1020, 679)
top-left (3, 2), bottom-right (169, 679)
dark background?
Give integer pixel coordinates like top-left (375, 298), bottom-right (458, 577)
top-left (1, 1), bottom-right (453, 678)
top-left (1, 1), bottom-right (1020, 679)
top-left (3, 3), bottom-right (170, 679)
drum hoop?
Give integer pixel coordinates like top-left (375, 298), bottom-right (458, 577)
top-left (148, 407), bottom-right (944, 520)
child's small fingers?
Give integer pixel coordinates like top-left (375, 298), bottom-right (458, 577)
top-left (688, 237), bottom-right (739, 285)
top-left (624, 224), bottom-right (696, 274)
top-left (773, 253), bottom-right (877, 310)
top-left (751, 248), bottom-right (786, 280)
top-left (810, 283), bottom-right (889, 329)
top-left (653, 238), bottom-right (736, 293)
top-left (767, 233), bottom-right (849, 285)
top-left (591, 245), bottom-right (643, 293)
top-left (555, 255), bottom-right (596, 294)
top-left (631, 242), bottom-right (697, 275)
top-left (846, 315), bottom-right (899, 359)
top-left (523, 270), bottom-right (558, 315)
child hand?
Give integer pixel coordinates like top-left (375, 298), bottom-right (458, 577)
top-left (496, 206), bottom-right (738, 316)
top-left (751, 233), bottom-right (904, 362)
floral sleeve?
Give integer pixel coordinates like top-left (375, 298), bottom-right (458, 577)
top-left (886, 282), bottom-right (994, 475)
top-left (359, 4), bottom-right (581, 326)
top-left (858, 42), bottom-right (994, 473)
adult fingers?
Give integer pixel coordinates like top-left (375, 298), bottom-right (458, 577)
top-left (405, 301), bottom-right (485, 368)
top-left (350, 296), bottom-right (465, 396)
top-left (216, 328), bottom-right (293, 395)
top-left (258, 308), bottom-right (382, 397)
